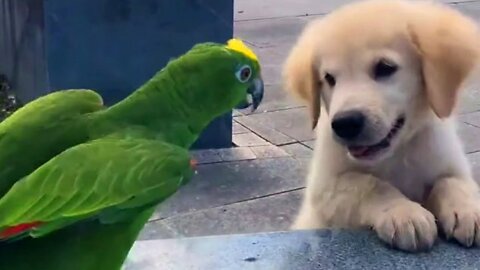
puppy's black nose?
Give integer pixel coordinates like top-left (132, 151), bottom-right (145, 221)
top-left (331, 110), bottom-right (365, 140)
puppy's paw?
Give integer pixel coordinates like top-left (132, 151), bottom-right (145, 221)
top-left (436, 200), bottom-right (480, 247)
top-left (373, 202), bottom-right (437, 252)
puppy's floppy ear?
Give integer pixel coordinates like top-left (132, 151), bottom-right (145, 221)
top-left (407, 5), bottom-right (480, 118)
top-left (282, 23), bottom-right (322, 129)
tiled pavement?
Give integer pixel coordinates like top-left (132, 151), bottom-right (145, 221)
top-left (138, 0), bottom-right (480, 240)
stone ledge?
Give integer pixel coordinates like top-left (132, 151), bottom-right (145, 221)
top-left (125, 229), bottom-right (480, 270)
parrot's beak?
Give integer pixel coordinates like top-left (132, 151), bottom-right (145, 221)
top-left (236, 77), bottom-right (264, 112)
top-left (249, 77), bottom-right (264, 111)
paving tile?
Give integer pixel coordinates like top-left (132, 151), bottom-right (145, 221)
top-left (255, 49), bottom-right (291, 87)
top-left (253, 84), bottom-right (303, 114)
top-left (191, 149), bottom-right (222, 164)
top-left (233, 132), bottom-right (270, 147)
top-left (138, 221), bottom-right (178, 240)
top-left (233, 110), bottom-right (245, 117)
top-left (457, 122), bottom-right (480, 154)
top-left (250, 145), bottom-right (290, 158)
top-left (260, 64), bottom-right (283, 85)
top-left (236, 107), bottom-right (315, 142)
top-left (251, 46), bottom-right (287, 66)
top-left (458, 83), bottom-right (480, 114)
top-left (151, 157), bottom-right (309, 219)
top-left (234, 16), bottom-right (307, 47)
top-left (234, 0), bottom-right (477, 21)
top-left (233, 121), bottom-right (250, 134)
top-left (235, 116), bottom-right (297, 145)
top-left (301, 140), bottom-right (316, 149)
top-left (234, 0), bottom-right (347, 21)
top-left (146, 189), bottom-right (304, 239)
top-left (459, 111), bottom-right (480, 127)
top-left (281, 143), bottom-right (313, 158)
top-left (458, 81), bottom-right (480, 114)
top-left (217, 147), bottom-right (257, 162)
top-left (467, 151), bottom-right (480, 182)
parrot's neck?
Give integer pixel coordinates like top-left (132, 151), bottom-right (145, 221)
top-left (92, 70), bottom-right (211, 148)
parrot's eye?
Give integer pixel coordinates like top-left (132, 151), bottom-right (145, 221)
top-left (236, 65), bottom-right (252, 83)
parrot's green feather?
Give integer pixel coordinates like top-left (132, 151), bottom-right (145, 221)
top-left (0, 138), bottom-right (192, 237)
top-left (0, 39), bottom-right (262, 270)
top-left (0, 90), bottom-right (104, 197)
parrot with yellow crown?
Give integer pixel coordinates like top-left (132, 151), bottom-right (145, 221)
top-left (0, 38), bottom-right (263, 270)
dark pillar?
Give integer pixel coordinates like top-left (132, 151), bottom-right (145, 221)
top-left (0, 0), bottom-right (234, 149)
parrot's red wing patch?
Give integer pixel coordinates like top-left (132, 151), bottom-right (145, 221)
top-left (0, 221), bottom-right (42, 239)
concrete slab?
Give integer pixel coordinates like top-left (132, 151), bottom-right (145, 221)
top-left (234, 0), bottom-right (475, 21)
top-left (250, 145), bottom-right (290, 159)
top-left (137, 221), bottom-right (178, 240)
top-left (234, 16), bottom-right (307, 47)
top-left (252, 84), bottom-right (302, 114)
top-left (234, 0), bottom-right (355, 21)
top-left (281, 143), bottom-right (313, 158)
top-left (191, 149), bottom-right (223, 164)
top-left (233, 132), bottom-right (270, 147)
top-left (233, 121), bottom-right (249, 134)
top-left (236, 107), bottom-right (315, 142)
top-left (460, 111), bottom-right (480, 127)
top-left (259, 65), bottom-right (284, 86)
top-left (233, 109), bottom-right (244, 117)
top-left (234, 117), bottom-right (297, 145)
top-left (457, 122), bottom-right (480, 154)
top-left (301, 140), bottom-right (316, 149)
top-left (126, 229), bottom-right (480, 270)
top-left (143, 189), bottom-right (303, 240)
top-left (217, 147), bottom-right (258, 162)
top-left (250, 46), bottom-right (287, 66)
top-left (459, 84), bottom-right (480, 114)
top-left (468, 151), bottom-right (480, 181)
top-left (151, 157), bottom-right (309, 220)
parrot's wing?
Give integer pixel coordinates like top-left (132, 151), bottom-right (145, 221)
top-left (0, 138), bottom-right (193, 240)
top-left (0, 89), bottom-right (105, 197)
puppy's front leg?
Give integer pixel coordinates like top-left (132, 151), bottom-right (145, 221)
top-left (426, 177), bottom-right (480, 247)
top-left (313, 172), bottom-right (437, 251)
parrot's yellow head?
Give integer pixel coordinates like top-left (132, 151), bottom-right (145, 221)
top-left (169, 38), bottom-right (264, 119)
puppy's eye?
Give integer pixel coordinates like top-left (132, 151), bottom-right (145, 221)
top-left (324, 73), bottom-right (336, 87)
top-left (373, 59), bottom-right (398, 80)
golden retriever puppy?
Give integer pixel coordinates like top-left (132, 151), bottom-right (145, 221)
top-left (283, 0), bottom-right (480, 252)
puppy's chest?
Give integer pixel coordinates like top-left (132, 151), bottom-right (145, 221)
top-left (376, 154), bottom-right (438, 203)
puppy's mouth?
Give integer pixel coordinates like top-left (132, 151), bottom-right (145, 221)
top-left (348, 116), bottom-right (405, 159)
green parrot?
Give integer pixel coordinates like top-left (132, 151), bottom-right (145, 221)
top-left (0, 38), bottom-right (263, 270)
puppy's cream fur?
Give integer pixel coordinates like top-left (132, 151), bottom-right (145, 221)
top-left (283, 0), bottom-right (480, 252)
